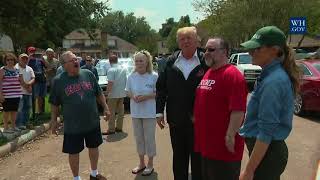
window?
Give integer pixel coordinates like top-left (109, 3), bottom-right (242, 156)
top-left (121, 52), bottom-right (129, 58)
top-left (298, 64), bottom-right (312, 76)
top-left (231, 55), bottom-right (238, 64)
top-left (108, 39), bottom-right (117, 48)
top-left (312, 63), bottom-right (320, 73)
top-left (239, 54), bottom-right (252, 64)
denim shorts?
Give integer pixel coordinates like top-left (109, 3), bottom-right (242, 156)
top-left (33, 82), bottom-right (47, 97)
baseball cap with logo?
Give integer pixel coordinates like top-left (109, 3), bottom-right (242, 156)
top-left (27, 46), bottom-right (36, 52)
top-left (241, 26), bottom-right (286, 49)
top-left (19, 53), bottom-right (28, 59)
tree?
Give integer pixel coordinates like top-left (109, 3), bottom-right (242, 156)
top-left (0, 0), bottom-right (109, 53)
top-left (100, 11), bottom-right (159, 54)
top-left (193, 0), bottom-right (320, 48)
top-left (166, 15), bottom-right (192, 52)
top-left (159, 18), bottom-right (177, 38)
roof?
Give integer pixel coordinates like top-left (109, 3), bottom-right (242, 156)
top-left (64, 29), bottom-right (138, 52)
top-left (288, 35), bottom-right (320, 48)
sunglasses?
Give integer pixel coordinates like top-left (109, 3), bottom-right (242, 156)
top-left (6, 59), bottom-right (15, 61)
top-left (205, 48), bottom-right (224, 52)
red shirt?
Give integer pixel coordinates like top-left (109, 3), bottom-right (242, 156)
top-left (194, 64), bottom-right (248, 161)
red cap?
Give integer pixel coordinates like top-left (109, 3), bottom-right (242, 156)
top-left (27, 46), bottom-right (36, 53)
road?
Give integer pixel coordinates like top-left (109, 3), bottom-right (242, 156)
top-left (0, 114), bottom-right (319, 180)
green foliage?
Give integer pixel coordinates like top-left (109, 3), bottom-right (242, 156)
top-left (159, 18), bottom-right (177, 38)
top-left (166, 15), bottom-right (192, 52)
top-left (193, 0), bottom-right (320, 47)
top-left (0, 0), bottom-right (109, 53)
top-left (100, 11), bottom-right (159, 54)
top-left (101, 11), bottom-right (159, 54)
top-left (0, 136), bottom-right (8, 146)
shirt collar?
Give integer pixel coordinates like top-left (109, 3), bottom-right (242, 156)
top-left (175, 49), bottom-right (200, 64)
top-left (260, 59), bottom-right (281, 80)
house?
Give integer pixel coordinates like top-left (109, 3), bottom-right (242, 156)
top-left (0, 34), bottom-right (14, 52)
top-left (157, 40), bottom-right (169, 55)
top-left (63, 29), bottom-right (138, 59)
top-left (288, 34), bottom-right (320, 51)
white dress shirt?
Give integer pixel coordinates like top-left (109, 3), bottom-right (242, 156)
top-left (174, 50), bottom-right (200, 80)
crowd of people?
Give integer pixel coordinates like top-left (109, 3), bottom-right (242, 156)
top-left (0, 47), bottom-right (59, 133)
top-left (0, 25), bottom-right (299, 180)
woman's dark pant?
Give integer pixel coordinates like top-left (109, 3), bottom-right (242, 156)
top-left (201, 157), bottom-right (241, 180)
top-left (245, 138), bottom-right (288, 180)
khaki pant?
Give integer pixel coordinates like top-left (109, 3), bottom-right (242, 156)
top-left (132, 118), bottom-right (157, 157)
top-left (107, 98), bottom-right (124, 131)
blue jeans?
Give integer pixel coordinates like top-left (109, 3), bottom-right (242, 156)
top-left (16, 95), bottom-right (32, 127)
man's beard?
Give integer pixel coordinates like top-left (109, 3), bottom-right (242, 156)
top-left (205, 58), bottom-right (216, 67)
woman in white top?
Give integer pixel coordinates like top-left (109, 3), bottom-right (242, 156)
top-left (126, 50), bottom-right (158, 176)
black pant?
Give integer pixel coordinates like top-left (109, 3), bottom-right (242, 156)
top-left (201, 157), bottom-right (241, 180)
top-left (245, 138), bottom-right (288, 180)
top-left (169, 125), bottom-right (202, 180)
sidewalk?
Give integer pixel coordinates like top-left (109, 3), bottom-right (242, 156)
top-left (0, 119), bottom-right (58, 157)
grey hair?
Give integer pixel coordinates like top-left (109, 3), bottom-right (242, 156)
top-left (274, 45), bottom-right (285, 61)
top-left (60, 51), bottom-right (73, 64)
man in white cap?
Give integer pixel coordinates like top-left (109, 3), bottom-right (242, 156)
top-left (15, 53), bottom-right (35, 129)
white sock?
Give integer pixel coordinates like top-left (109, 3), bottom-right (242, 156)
top-left (91, 169), bottom-right (98, 177)
top-left (73, 176), bottom-right (81, 180)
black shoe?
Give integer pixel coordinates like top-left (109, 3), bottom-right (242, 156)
top-left (102, 131), bottom-right (115, 135)
top-left (90, 174), bottom-right (107, 180)
top-left (115, 128), bottom-right (123, 133)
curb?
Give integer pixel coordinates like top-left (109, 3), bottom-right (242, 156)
top-left (0, 120), bottom-right (56, 158)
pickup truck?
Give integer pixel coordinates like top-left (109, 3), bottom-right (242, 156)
top-left (229, 52), bottom-right (262, 83)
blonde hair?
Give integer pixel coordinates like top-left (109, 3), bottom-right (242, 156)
top-left (133, 50), bottom-right (153, 73)
top-left (176, 26), bottom-right (197, 39)
top-left (280, 44), bottom-right (301, 95)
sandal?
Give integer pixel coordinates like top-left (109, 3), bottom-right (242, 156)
top-left (131, 166), bottom-right (146, 174)
top-left (142, 167), bottom-right (154, 176)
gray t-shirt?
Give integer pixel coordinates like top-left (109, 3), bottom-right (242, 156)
top-left (49, 69), bottom-right (102, 134)
top-left (107, 64), bottom-right (127, 98)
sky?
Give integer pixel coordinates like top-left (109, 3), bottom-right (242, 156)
top-left (104, 0), bottom-right (205, 31)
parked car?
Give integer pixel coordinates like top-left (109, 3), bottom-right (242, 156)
top-left (118, 58), bottom-right (134, 76)
top-left (229, 52), bottom-right (262, 83)
top-left (95, 59), bottom-right (111, 91)
top-left (294, 59), bottom-right (320, 115)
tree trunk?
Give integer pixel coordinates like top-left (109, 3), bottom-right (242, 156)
top-left (297, 34), bottom-right (305, 48)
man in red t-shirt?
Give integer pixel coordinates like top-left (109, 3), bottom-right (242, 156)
top-left (194, 37), bottom-right (248, 180)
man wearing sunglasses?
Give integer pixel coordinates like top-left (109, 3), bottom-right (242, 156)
top-left (81, 55), bottom-right (99, 80)
top-left (156, 26), bottom-right (208, 180)
top-left (193, 38), bottom-right (248, 180)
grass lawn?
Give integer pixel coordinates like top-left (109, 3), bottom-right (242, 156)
top-left (0, 96), bottom-right (51, 146)
top-left (0, 96), bottom-right (51, 127)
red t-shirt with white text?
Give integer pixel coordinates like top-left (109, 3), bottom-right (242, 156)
top-left (194, 64), bottom-right (248, 161)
